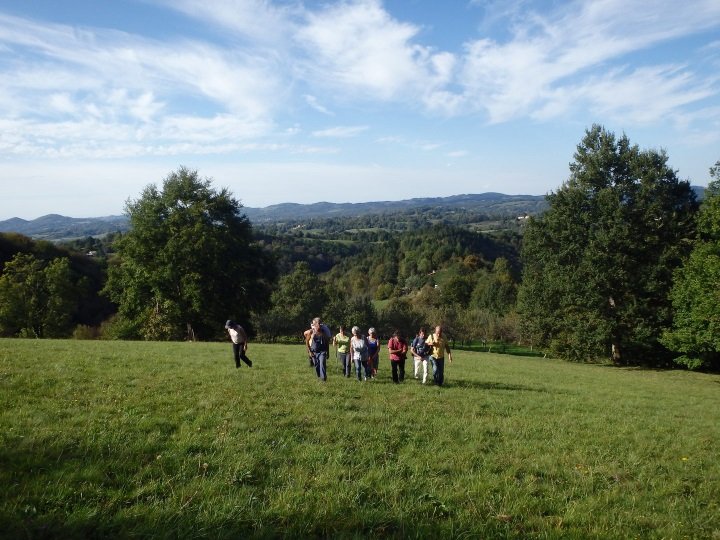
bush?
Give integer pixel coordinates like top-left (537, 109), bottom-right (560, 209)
top-left (72, 325), bottom-right (100, 340)
top-left (98, 315), bottom-right (141, 340)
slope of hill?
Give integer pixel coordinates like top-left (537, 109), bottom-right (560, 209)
top-left (0, 193), bottom-right (547, 240)
top-left (0, 214), bottom-right (129, 241)
top-left (3, 186), bottom-right (709, 241)
top-left (242, 192), bottom-right (547, 222)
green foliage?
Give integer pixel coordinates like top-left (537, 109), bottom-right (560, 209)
top-left (662, 162), bottom-right (720, 370)
top-left (441, 274), bottom-right (474, 307)
top-left (58, 232), bottom-right (121, 259)
top-left (1, 339), bottom-right (718, 537)
top-left (470, 257), bottom-right (517, 314)
top-left (325, 294), bottom-right (377, 333)
top-left (517, 125), bottom-right (697, 365)
top-left (0, 253), bottom-right (78, 337)
top-left (377, 297), bottom-right (424, 337)
top-left (104, 167), bottom-right (276, 341)
top-left (0, 232), bottom-right (114, 329)
top-left (324, 224), bottom-right (520, 301)
top-left (254, 261), bottom-right (327, 340)
top-left (72, 324), bottom-right (101, 340)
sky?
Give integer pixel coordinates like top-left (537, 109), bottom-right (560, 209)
top-left (1, 0), bottom-right (719, 220)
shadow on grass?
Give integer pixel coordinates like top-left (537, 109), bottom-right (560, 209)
top-left (454, 345), bottom-right (547, 358)
top-left (4, 512), bottom-right (504, 539)
top-left (444, 378), bottom-right (550, 393)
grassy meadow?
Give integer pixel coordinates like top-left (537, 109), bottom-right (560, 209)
top-left (0, 339), bottom-right (718, 539)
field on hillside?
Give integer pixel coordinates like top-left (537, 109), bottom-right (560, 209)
top-left (1, 339), bottom-right (718, 538)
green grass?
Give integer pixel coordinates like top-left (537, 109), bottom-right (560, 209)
top-left (1, 339), bottom-right (718, 539)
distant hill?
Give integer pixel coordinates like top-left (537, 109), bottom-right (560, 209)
top-left (2, 187), bottom-right (707, 240)
top-left (241, 192), bottom-right (548, 222)
top-left (0, 214), bottom-right (130, 241)
top-left (0, 192), bottom-right (549, 240)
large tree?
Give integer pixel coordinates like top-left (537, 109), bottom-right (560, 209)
top-left (662, 161), bottom-right (720, 370)
top-left (517, 126), bottom-right (697, 364)
top-left (104, 167), bottom-right (276, 341)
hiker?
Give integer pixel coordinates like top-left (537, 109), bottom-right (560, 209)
top-left (387, 329), bottom-right (408, 383)
top-left (225, 320), bottom-right (252, 369)
top-left (411, 327), bottom-right (430, 384)
top-left (350, 326), bottom-right (370, 381)
top-left (367, 327), bottom-right (380, 379)
top-left (426, 325), bottom-right (453, 386)
top-left (307, 317), bottom-right (331, 381)
top-left (333, 325), bottom-right (352, 377)
top-left (303, 328), bottom-right (314, 367)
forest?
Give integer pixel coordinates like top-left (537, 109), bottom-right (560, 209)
top-left (1, 126), bottom-right (718, 370)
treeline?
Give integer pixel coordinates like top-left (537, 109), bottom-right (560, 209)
top-left (253, 209), bottom-right (523, 275)
top-left (1, 127), bottom-right (719, 370)
top-left (252, 230), bottom-right (521, 345)
top-left (0, 233), bottom-right (114, 337)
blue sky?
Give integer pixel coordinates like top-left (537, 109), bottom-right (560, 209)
top-left (1, 0), bottom-right (719, 219)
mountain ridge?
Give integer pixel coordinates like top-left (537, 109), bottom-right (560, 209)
top-left (0, 192), bottom-right (548, 240)
top-left (0, 187), bottom-right (706, 240)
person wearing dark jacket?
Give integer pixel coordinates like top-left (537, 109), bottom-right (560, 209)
top-left (306, 317), bottom-right (331, 381)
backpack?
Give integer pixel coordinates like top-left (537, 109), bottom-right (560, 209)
top-left (415, 337), bottom-right (430, 357)
top-left (310, 331), bottom-right (329, 353)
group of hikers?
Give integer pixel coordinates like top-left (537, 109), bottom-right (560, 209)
top-left (304, 317), bottom-right (453, 386)
top-left (224, 317), bottom-right (453, 386)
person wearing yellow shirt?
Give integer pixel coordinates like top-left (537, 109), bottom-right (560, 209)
top-left (425, 325), bottom-right (453, 386)
top-left (333, 325), bottom-right (352, 377)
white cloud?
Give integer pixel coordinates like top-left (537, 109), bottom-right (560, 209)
top-left (295, 0), bottom-right (455, 103)
top-left (573, 65), bottom-right (716, 124)
top-left (156, 0), bottom-right (297, 45)
top-left (0, 0), bottom-right (718, 191)
top-left (304, 94), bottom-right (333, 116)
top-left (457, 0), bottom-right (720, 123)
top-left (0, 12), bottom-right (285, 159)
top-left (312, 125), bottom-right (369, 138)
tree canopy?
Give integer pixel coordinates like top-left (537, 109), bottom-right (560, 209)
top-left (0, 253), bottom-right (76, 337)
top-left (104, 167), bottom-right (276, 340)
top-left (662, 161), bottom-right (720, 369)
top-left (517, 125), bottom-right (697, 364)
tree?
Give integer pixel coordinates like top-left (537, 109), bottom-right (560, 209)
top-left (0, 253), bottom-right (76, 337)
top-left (378, 297), bottom-right (423, 338)
top-left (471, 257), bottom-right (517, 315)
top-left (104, 167), bottom-right (276, 341)
top-left (517, 125), bottom-right (697, 364)
top-left (442, 274), bottom-right (474, 308)
top-left (255, 261), bottom-right (327, 340)
top-left (662, 161), bottom-right (720, 369)
top-left (326, 294), bottom-right (377, 334)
